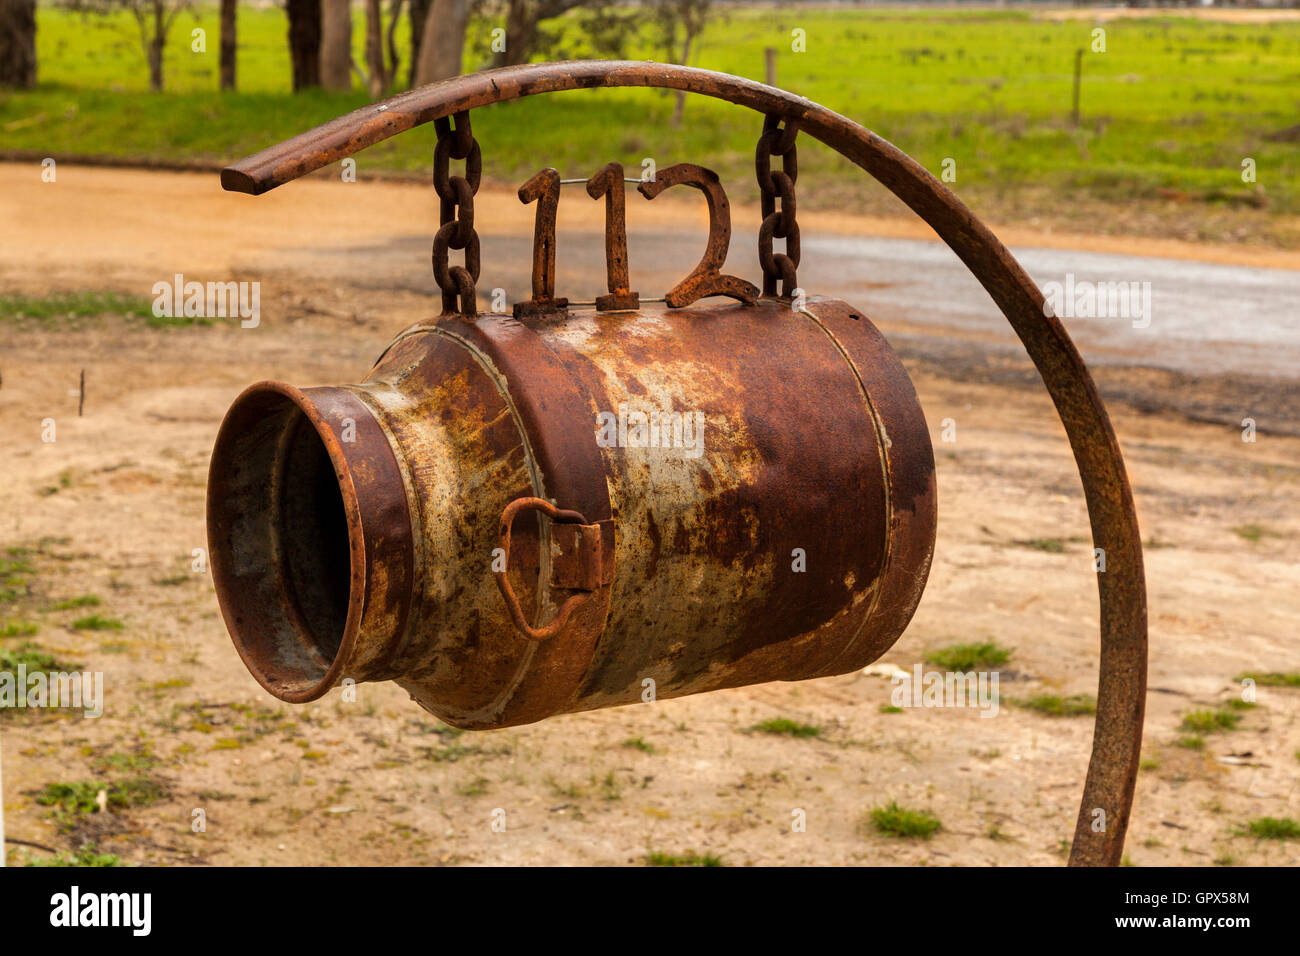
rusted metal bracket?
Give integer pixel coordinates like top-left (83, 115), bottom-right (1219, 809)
top-left (494, 496), bottom-right (611, 642)
top-left (551, 518), bottom-right (616, 590)
top-left (220, 61), bottom-right (1147, 867)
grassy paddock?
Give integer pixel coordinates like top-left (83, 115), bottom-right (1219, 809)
top-left (3, 5), bottom-right (1299, 240)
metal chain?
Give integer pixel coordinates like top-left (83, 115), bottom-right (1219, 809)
top-left (432, 111), bottom-right (482, 315)
top-left (756, 114), bottom-right (800, 298)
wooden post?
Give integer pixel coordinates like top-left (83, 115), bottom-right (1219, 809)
top-left (765, 47), bottom-right (777, 87)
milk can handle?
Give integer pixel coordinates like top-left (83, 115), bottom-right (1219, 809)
top-left (494, 497), bottom-right (594, 642)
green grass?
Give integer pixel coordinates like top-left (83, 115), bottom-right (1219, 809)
top-left (0, 555), bottom-right (36, 604)
top-left (622, 736), bottom-right (658, 754)
top-left (1014, 537), bottom-right (1067, 553)
top-left (867, 801), bottom-right (942, 840)
top-left (1012, 694), bottom-right (1097, 717)
top-left (645, 850), bottom-right (725, 867)
top-left (879, 704), bottom-right (903, 714)
top-left (0, 291), bottom-right (220, 330)
top-left (925, 641), bottom-right (1010, 671)
top-left (4, 6), bottom-right (1299, 241)
top-left (0, 643), bottom-right (65, 672)
top-left (748, 717), bottom-right (823, 739)
top-left (22, 845), bottom-right (123, 867)
top-left (34, 776), bottom-right (167, 829)
top-left (50, 594), bottom-right (100, 610)
top-left (1180, 709), bottom-right (1242, 734)
top-left (1238, 672), bottom-right (1300, 688)
top-left (1176, 735), bottom-right (1205, 750)
top-left (1232, 522), bottom-right (1280, 543)
top-left (1237, 817), bottom-right (1300, 841)
top-left (0, 619), bottom-right (39, 638)
top-left (0, 292), bottom-right (153, 327)
top-left (70, 614), bottom-right (123, 631)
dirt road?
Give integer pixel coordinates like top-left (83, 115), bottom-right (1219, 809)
top-left (2, 166), bottom-right (1298, 867)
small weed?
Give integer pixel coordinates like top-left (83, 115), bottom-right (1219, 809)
top-left (749, 717), bottom-right (823, 739)
top-left (879, 704), bottom-right (903, 714)
top-left (1237, 672), bottom-right (1300, 688)
top-left (645, 850), bottom-right (724, 867)
top-left (1237, 817), bottom-right (1300, 841)
top-left (622, 736), bottom-right (658, 754)
top-left (599, 771), bottom-right (622, 801)
top-left (1180, 709), bottom-right (1241, 734)
top-left (1176, 736), bottom-right (1205, 750)
top-left (0, 620), bottom-right (39, 638)
top-left (456, 777), bottom-right (491, 797)
top-left (1012, 694), bottom-right (1096, 717)
top-left (23, 845), bottom-right (122, 867)
top-left (1232, 523), bottom-right (1277, 543)
top-left (51, 595), bottom-right (100, 611)
top-left (867, 801), bottom-right (942, 839)
top-left (1014, 537), bottom-right (1066, 553)
top-left (70, 614), bottom-right (123, 631)
top-left (925, 641), bottom-right (1010, 671)
top-left (0, 643), bottom-right (68, 672)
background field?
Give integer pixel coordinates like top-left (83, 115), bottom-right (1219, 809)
top-left (3, 4), bottom-right (1299, 244)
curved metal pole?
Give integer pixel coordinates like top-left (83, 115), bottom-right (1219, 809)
top-left (222, 60), bottom-right (1147, 867)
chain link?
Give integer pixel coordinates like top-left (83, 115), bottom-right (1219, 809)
top-left (432, 111), bottom-right (482, 315)
top-left (756, 114), bottom-right (800, 298)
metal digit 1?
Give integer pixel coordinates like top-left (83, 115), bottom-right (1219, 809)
top-left (586, 162), bottom-right (639, 311)
top-left (514, 167), bottom-right (568, 319)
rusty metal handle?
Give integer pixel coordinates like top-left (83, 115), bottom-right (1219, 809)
top-left (494, 496), bottom-right (592, 642)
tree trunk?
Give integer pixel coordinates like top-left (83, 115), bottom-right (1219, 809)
top-left (407, 0), bottom-right (429, 88)
top-left (501, 0), bottom-right (536, 68)
top-left (364, 0), bottom-right (385, 96)
top-left (287, 0), bottom-right (321, 90)
top-left (319, 0), bottom-right (353, 92)
top-left (0, 0), bottom-right (37, 88)
top-left (219, 0), bottom-right (237, 91)
top-left (149, 2), bottom-right (164, 92)
top-left (386, 0), bottom-right (403, 89)
top-left (413, 0), bottom-right (466, 87)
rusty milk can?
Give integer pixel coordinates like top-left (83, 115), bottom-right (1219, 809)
top-left (206, 62), bottom-right (1147, 866)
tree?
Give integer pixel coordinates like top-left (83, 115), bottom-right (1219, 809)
top-left (319, 0), bottom-right (352, 91)
top-left (219, 0), bottom-right (235, 90)
top-left (132, 0), bottom-right (189, 92)
top-left (413, 0), bottom-right (467, 86)
top-left (407, 0), bottom-right (429, 86)
top-left (651, 0), bottom-right (714, 126)
top-left (287, 0), bottom-right (321, 90)
top-left (361, 0), bottom-right (404, 96)
top-left (0, 0), bottom-right (37, 88)
top-left (496, 0), bottom-right (585, 67)
top-left (65, 0), bottom-right (192, 92)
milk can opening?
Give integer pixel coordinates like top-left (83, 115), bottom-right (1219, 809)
top-left (207, 383), bottom-right (363, 702)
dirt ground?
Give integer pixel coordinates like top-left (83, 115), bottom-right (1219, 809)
top-left (1, 166), bottom-right (1297, 867)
